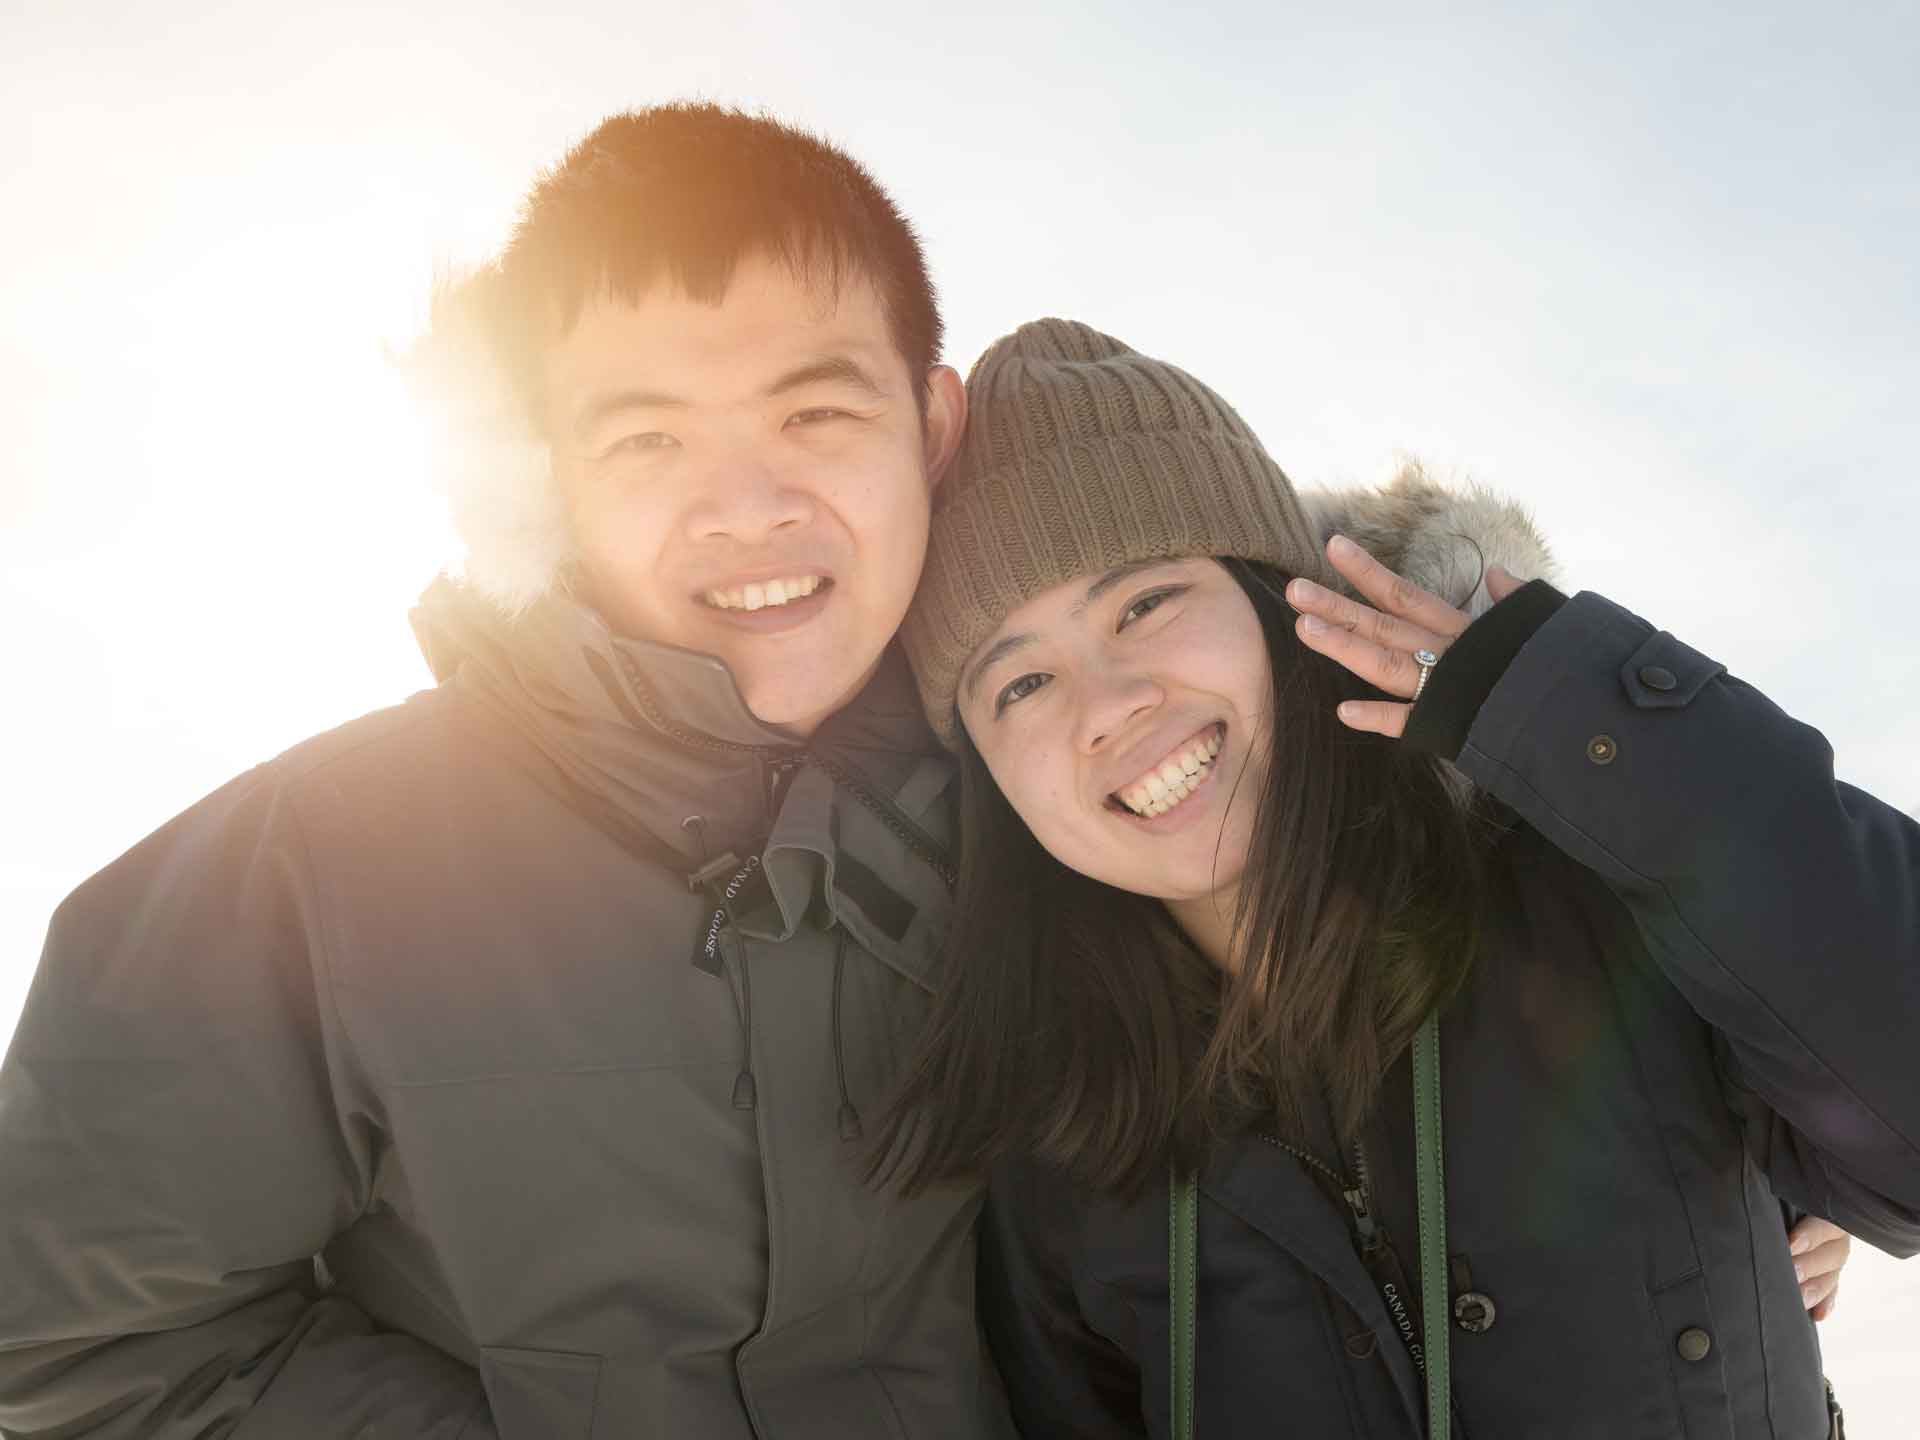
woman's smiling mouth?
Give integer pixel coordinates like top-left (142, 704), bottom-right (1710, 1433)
top-left (1111, 723), bottom-right (1225, 818)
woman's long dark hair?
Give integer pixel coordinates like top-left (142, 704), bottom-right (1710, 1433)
top-left (871, 559), bottom-right (1500, 1194)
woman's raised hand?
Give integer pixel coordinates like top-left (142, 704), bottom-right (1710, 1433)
top-left (1285, 534), bottom-right (1527, 738)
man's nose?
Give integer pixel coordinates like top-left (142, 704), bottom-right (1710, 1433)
top-left (687, 457), bottom-right (815, 544)
top-left (1074, 669), bottom-right (1162, 755)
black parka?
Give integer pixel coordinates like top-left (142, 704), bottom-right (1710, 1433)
top-left (980, 590), bottom-right (1920, 1439)
top-left (0, 579), bottom-right (1016, 1438)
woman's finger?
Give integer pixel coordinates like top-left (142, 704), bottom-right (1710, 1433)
top-left (1296, 613), bottom-right (1431, 699)
top-left (1801, 1271), bottom-right (1841, 1314)
top-left (1781, 1221), bottom-right (1843, 1259)
top-left (1331, 698), bottom-right (1409, 739)
top-left (1486, 563), bottom-right (1527, 604)
top-left (1285, 578), bottom-right (1454, 662)
top-left (1323, 534), bottom-right (1474, 640)
top-left (1793, 1235), bottom-right (1852, 1284)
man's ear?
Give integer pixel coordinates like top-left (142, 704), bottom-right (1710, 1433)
top-left (921, 364), bottom-right (967, 490)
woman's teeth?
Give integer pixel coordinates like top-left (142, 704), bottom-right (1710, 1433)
top-left (703, 575), bottom-right (824, 611)
top-left (1116, 729), bottom-right (1224, 818)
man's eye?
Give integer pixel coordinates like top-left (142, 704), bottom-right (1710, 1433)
top-left (599, 432), bottom-right (678, 459)
top-left (1120, 586), bottom-right (1184, 627)
top-left (788, 407), bottom-right (851, 427)
top-left (994, 673), bottom-right (1050, 715)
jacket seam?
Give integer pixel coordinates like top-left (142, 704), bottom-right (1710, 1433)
top-left (1738, 1173), bottom-right (1778, 1438)
top-left (858, 1290), bottom-right (914, 1440)
top-left (385, 1059), bottom-right (738, 1090)
top-left (280, 784), bottom-right (382, 1228)
top-left (1460, 742), bottom-right (1920, 1169)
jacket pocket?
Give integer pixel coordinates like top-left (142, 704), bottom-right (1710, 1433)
top-left (478, 1346), bottom-right (602, 1439)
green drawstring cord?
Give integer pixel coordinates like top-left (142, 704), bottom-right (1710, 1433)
top-left (1169, 1165), bottom-right (1197, 1440)
top-left (1412, 1010), bottom-right (1449, 1438)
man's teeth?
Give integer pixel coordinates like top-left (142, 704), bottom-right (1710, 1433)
top-left (704, 575), bottom-right (824, 611)
top-left (1117, 730), bottom-right (1224, 818)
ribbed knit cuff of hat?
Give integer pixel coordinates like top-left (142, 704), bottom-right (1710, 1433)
top-left (1402, 579), bottom-right (1568, 761)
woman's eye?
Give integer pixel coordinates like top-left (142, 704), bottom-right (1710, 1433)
top-left (1119, 586), bottom-right (1184, 628)
top-left (994, 672), bottom-right (1050, 714)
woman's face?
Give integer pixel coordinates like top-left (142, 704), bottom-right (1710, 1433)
top-left (957, 557), bottom-right (1273, 916)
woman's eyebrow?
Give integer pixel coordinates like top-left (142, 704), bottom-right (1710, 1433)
top-left (1077, 559), bottom-right (1166, 613)
top-left (962, 561), bottom-right (1182, 703)
top-left (963, 632), bottom-right (1035, 704)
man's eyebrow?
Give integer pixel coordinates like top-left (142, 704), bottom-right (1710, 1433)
top-left (571, 388), bottom-right (688, 445)
top-left (963, 632), bottom-right (1036, 705)
top-left (765, 354), bottom-right (887, 400)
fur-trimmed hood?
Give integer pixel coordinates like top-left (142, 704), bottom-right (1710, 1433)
top-left (1302, 463), bottom-right (1557, 620)
top-left (404, 276), bottom-right (573, 618)
top-left (402, 295), bottom-right (1556, 625)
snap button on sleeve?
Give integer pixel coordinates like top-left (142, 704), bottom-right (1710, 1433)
top-left (1676, 1327), bottom-right (1713, 1363)
top-left (1586, 735), bottom-right (1618, 765)
top-left (1620, 631), bottom-right (1725, 708)
top-left (1453, 1292), bottom-right (1496, 1333)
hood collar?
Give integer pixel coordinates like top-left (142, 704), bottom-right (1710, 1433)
top-left (414, 574), bottom-right (798, 751)
top-left (411, 576), bottom-right (945, 866)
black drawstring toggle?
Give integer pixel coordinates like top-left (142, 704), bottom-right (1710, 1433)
top-left (731, 1069), bottom-right (758, 1110)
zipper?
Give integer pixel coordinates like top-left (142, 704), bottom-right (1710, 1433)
top-left (1264, 1128), bottom-right (1434, 1391)
top-left (1257, 1132), bottom-right (1381, 1252)
top-left (1347, 1138), bottom-right (1381, 1253)
top-left (760, 753), bottom-right (803, 828)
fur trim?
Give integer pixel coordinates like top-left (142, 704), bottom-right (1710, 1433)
top-left (1302, 462), bottom-right (1557, 618)
top-left (399, 273), bottom-right (571, 617)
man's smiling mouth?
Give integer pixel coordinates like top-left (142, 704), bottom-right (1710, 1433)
top-left (1111, 723), bottom-right (1225, 818)
top-left (701, 575), bottom-right (830, 611)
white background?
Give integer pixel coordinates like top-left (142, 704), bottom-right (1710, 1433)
top-left (3, 0), bottom-right (1915, 1426)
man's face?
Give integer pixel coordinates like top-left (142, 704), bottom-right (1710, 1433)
top-left (543, 253), bottom-right (965, 735)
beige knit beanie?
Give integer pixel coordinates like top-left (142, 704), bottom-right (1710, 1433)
top-left (903, 318), bottom-right (1330, 746)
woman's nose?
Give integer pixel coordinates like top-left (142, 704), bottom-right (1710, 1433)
top-left (1074, 669), bottom-right (1162, 754)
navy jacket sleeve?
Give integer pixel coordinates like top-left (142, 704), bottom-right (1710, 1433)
top-left (1450, 590), bottom-right (1920, 1257)
top-left (0, 766), bottom-right (493, 1438)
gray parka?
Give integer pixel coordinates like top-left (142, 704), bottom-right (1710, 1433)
top-left (0, 578), bottom-right (1013, 1439)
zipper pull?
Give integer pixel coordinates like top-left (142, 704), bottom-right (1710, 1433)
top-left (1343, 1184), bottom-right (1382, 1252)
top-left (1345, 1136), bottom-right (1382, 1251)
top-left (762, 753), bottom-right (804, 824)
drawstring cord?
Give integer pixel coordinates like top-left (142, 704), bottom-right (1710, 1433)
top-left (731, 937), bottom-right (758, 1111)
top-left (831, 931), bottom-right (863, 1141)
top-left (687, 814), bottom-right (759, 1112)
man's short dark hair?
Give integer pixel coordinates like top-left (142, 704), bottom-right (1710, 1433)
top-left (487, 102), bottom-right (944, 428)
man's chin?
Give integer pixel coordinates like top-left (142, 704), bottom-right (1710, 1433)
top-left (738, 663), bottom-right (876, 740)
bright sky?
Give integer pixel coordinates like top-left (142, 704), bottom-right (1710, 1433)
top-left (3, 0), bottom-right (1916, 1423)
